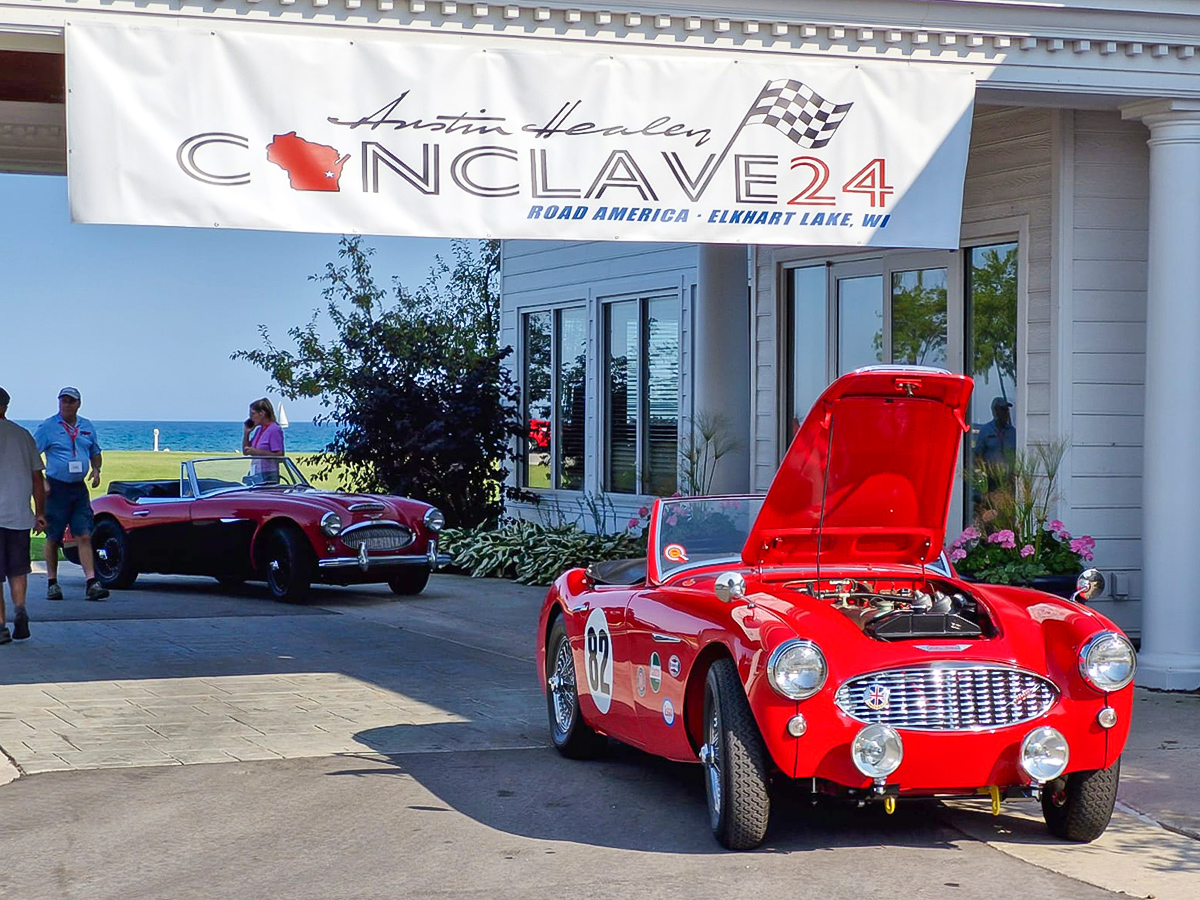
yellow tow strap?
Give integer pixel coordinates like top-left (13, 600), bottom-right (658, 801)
top-left (989, 785), bottom-right (1001, 816)
top-left (884, 796), bottom-right (897, 815)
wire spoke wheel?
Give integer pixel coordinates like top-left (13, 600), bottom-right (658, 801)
top-left (545, 616), bottom-right (606, 759)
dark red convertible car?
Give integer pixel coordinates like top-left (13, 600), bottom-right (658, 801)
top-left (537, 366), bottom-right (1136, 850)
top-left (65, 456), bottom-right (447, 600)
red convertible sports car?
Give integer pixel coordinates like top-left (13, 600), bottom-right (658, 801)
top-left (537, 366), bottom-right (1136, 850)
top-left (65, 456), bottom-right (448, 600)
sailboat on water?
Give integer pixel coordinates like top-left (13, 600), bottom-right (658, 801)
top-left (278, 402), bottom-right (290, 429)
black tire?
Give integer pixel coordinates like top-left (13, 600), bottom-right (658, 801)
top-left (703, 658), bottom-right (771, 850)
top-left (388, 567), bottom-right (431, 596)
top-left (1041, 758), bottom-right (1121, 842)
top-left (545, 616), bottom-right (607, 759)
top-left (259, 526), bottom-right (313, 602)
top-left (91, 519), bottom-right (139, 590)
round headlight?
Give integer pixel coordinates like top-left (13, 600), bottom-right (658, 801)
top-left (320, 511), bottom-right (343, 537)
top-left (1078, 631), bottom-right (1136, 692)
top-left (851, 724), bottom-right (904, 779)
top-left (1020, 726), bottom-right (1070, 783)
top-left (423, 507), bottom-right (445, 533)
top-left (767, 639), bottom-right (827, 700)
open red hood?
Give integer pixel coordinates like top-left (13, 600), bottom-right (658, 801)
top-left (743, 367), bottom-right (973, 568)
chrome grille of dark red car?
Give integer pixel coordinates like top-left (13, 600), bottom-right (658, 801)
top-left (341, 524), bottom-right (414, 552)
top-left (834, 663), bottom-right (1059, 731)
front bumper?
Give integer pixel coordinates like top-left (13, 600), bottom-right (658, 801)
top-left (318, 537), bottom-right (451, 572)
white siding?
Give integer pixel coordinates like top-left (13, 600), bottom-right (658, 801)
top-left (1067, 111), bottom-right (1149, 631)
top-left (500, 240), bottom-right (698, 528)
top-left (750, 105), bottom-right (1055, 491)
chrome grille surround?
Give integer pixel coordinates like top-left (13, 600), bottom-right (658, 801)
top-left (834, 662), bottom-right (1059, 732)
top-left (340, 522), bottom-right (415, 552)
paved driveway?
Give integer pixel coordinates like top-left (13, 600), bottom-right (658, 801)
top-left (0, 571), bottom-right (545, 774)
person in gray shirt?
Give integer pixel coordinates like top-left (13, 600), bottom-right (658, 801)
top-left (0, 386), bottom-right (47, 643)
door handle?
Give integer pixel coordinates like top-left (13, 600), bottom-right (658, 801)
top-left (132, 510), bottom-right (151, 517)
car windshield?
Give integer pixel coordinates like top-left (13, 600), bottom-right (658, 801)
top-left (655, 496), bottom-right (765, 578)
top-left (189, 457), bottom-right (308, 495)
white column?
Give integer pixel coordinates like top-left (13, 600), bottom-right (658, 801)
top-left (693, 244), bottom-right (750, 494)
top-left (1121, 99), bottom-right (1200, 689)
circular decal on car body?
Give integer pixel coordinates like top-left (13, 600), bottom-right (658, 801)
top-left (668, 655), bottom-right (681, 678)
top-left (649, 652), bottom-right (662, 692)
top-left (662, 697), bottom-right (675, 726)
top-left (636, 666), bottom-right (647, 697)
top-left (584, 607), bottom-right (614, 714)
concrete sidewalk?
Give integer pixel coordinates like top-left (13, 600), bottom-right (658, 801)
top-left (2, 569), bottom-right (1198, 841)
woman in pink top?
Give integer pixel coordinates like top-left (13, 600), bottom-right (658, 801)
top-left (242, 397), bottom-right (285, 484)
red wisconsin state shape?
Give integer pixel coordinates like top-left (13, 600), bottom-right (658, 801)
top-left (266, 132), bottom-right (350, 192)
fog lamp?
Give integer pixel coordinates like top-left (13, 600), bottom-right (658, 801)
top-left (1020, 726), bottom-right (1069, 783)
top-left (786, 714), bottom-right (808, 737)
top-left (1097, 707), bottom-right (1118, 729)
top-left (851, 724), bottom-right (903, 779)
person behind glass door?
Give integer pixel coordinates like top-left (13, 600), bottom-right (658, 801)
top-left (972, 395), bottom-right (1017, 519)
top-left (242, 398), bottom-right (284, 484)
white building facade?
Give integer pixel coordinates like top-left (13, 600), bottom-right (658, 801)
top-left (2, 1), bottom-right (1198, 687)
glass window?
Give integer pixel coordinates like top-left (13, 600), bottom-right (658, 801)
top-left (837, 274), bottom-right (883, 374)
top-left (891, 267), bottom-right (948, 368)
top-left (606, 301), bottom-right (639, 493)
top-left (521, 307), bottom-right (588, 491)
top-left (646, 297), bottom-right (680, 496)
top-left (605, 295), bottom-right (680, 494)
top-left (558, 308), bottom-right (588, 491)
top-left (964, 242), bottom-right (1019, 523)
top-left (522, 311), bottom-right (553, 489)
top-left (786, 266), bottom-right (827, 438)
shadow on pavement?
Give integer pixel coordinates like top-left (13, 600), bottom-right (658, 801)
top-left (335, 733), bottom-right (966, 855)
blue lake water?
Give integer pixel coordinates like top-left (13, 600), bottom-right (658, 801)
top-left (14, 420), bottom-right (334, 453)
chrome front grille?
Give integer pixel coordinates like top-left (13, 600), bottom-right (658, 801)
top-left (834, 663), bottom-right (1059, 731)
top-left (341, 524), bottom-right (414, 552)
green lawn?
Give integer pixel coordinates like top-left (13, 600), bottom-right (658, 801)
top-left (30, 450), bottom-right (347, 560)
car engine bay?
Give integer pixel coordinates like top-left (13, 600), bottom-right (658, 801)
top-left (781, 577), bottom-right (994, 640)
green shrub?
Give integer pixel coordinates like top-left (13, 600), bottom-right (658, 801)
top-left (441, 519), bottom-right (647, 585)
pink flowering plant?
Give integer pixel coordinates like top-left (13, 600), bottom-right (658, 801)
top-left (951, 438), bottom-right (1095, 585)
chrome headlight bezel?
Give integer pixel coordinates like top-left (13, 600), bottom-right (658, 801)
top-left (320, 511), bottom-right (343, 537)
top-left (1078, 631), bottom-right (1137, 692)
top-left (767, 639), bottom-right (827, 700)
top-left (423, 507), bottom-right (445, 534)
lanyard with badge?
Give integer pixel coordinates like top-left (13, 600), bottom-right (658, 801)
top-left (61, 419), bottom-right (85, 474)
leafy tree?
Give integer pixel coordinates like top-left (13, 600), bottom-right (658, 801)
top-left (233, 236), bottom-right (525, 526)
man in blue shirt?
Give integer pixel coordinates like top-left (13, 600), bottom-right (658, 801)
top-left (34, 387), bottom-right (108, 601)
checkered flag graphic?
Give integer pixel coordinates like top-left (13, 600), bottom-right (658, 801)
top-left (744, 79), bottom-right (853, 149)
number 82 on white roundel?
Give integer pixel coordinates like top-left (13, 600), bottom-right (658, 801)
top-left (584, 608), bottom-right (614, 714)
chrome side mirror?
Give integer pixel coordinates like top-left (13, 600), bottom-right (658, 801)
top-left (1073, 568), bottom-right (1105, 604)
top-left (714, 571), bottom-right (747, 604)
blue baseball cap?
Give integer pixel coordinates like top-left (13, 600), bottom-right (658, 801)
top-left (58, 386), bottom-right (81, 401)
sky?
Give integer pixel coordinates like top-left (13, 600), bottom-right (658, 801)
top-left (0, 174), bottom-right (453, 423)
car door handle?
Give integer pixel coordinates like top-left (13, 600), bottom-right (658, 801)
top-left (132, 510), bottom-right (151, 517)
top-left (652, 633), bottom-right (683, 643)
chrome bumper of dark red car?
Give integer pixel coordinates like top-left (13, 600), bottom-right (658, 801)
top-left (317, 553), bottom-right (451, 570)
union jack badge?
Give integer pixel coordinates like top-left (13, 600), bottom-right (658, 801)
top-left (864, 683), bottom-right (891, 711)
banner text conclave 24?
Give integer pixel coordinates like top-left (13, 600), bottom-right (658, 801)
top-left (178, 132), bottom-right (900, 209)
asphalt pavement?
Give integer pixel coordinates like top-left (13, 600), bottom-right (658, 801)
top-left (0, 568), bottom-right (1197, 900)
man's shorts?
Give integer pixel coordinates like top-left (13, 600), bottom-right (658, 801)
top-left (0, 527), bottom-right (32, 580)
top-left (46, 479), bottom-right (95, 543)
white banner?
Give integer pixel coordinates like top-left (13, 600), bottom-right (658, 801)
top-left (66, 22), bottom-right (976, 247)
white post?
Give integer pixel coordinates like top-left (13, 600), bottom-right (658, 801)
top-left (1122, 99), bottom-right (1200, 689)
top-left (153, 428), bottom-right (160, 453)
